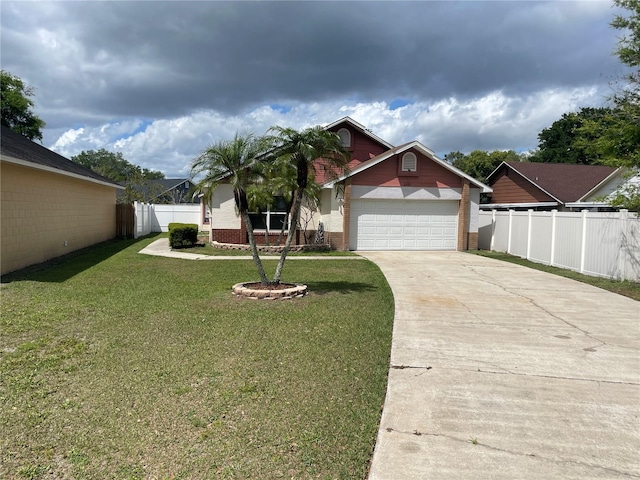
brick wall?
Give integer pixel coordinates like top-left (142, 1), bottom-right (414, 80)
top-left (467, 232), bottom-right (478, 250)
top-left (211, 229), bottom-right (245, 244)
top-left (457, 179), bottom-right (470, 251)
top-left (326, 231), bottom-right (346, 250)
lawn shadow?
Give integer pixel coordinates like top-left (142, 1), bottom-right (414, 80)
top-left (305, 280), bottom-right (377, 295)
top-left (1, 235), bottom-right (157, 284)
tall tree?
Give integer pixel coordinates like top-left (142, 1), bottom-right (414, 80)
top-left (267, 126), bottom-right (350, 284)
top-left (450, 149), bottom-right (522, 182)
top-left (611, 0), bottom-right (640, 123)
top-left (443, 151), bottom-right (466, 165)
top-left (575, 0), bottom-right (640, 210)
top-left (531, 107), bottom-right (613, 164)
top-left (71, 148), bottom-right (164, 183)
top-left (0, 70), bottom-right (46, 141)
top-left (191, 133), bottom-right (272, 285)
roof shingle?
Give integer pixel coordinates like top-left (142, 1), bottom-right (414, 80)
top-left (1, 125), bottom-right (120, 186)
top-left (503, 162), bottom-right (617, 202)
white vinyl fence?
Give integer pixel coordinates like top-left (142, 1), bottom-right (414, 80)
top-left (134, 202), bottom-right (201, 238)
top-left (478, 209), bottom-right (640, 281)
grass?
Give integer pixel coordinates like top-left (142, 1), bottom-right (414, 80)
top-left (1, 234), bottom-right (394, 479)
top-left (470, 250), bottom-right (640, 301)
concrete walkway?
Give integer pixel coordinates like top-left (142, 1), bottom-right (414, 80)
top-left (138, 238), bottom-right (364, 260)
top-left (359, 251), bottom-right (640, 480)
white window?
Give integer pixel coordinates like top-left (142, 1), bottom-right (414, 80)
top-left (249, 196), bottom-right (289, 231)
top-left (401, 152), bottom-right (417, 172)
top-left (337, 128), bottom-right (351, 147)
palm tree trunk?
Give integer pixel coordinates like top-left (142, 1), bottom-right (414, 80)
top-left (272, 187), bottom-right (304, 284)
top-left (241, 211), bottom-right (270, 285)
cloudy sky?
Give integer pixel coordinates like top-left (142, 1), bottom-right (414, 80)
top-left (1, 1), bottom-right (627, 178)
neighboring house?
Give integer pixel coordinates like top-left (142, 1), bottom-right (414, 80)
top-left (118, 178), bottom-right (196, 204)
top-left (1, 125), bottom-right (123, 275)
top-left (206, 117), bottom-right (492, 251)
top-left (482, 161), bottom-right (632, 211)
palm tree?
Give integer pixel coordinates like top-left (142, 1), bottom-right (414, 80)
top-left (191, 133), bottom-right (271, 284)
top-left (267, 126), bottom-right (350, 284)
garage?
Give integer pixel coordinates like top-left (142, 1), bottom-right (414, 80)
top-left (350, 199), bottom-right (459, 250)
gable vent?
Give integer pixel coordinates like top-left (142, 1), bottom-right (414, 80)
top-left (401, 152), bottom-right (417, 172)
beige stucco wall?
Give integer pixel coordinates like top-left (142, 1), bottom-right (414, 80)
top-left (318, 187), bottom-right (344, 233)
top-left (210, 184), bottom-right (240, 229)
top-left (1, 162), bottom-right (117, 275)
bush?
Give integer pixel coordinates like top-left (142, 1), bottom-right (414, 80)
top-left (168, 223), bottom-right (199, 248)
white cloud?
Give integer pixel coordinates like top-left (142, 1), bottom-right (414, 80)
top-left (48, 86), bottom-right (608, 177)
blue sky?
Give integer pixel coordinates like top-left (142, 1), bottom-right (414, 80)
top-left (0, 1), bottom-right (627, 178)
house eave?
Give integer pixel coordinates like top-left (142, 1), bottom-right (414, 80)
top-left (324, 116), bottom-right (394, 149)
top-left (480, 202), bottom-right (559, 209)
top-left (564, 201), bottom-right (610, 208)
top-left (1, 154), bottom-right (125, 190)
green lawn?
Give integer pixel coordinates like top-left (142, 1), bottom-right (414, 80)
top-left (1, 234), bottom-right (394, 479)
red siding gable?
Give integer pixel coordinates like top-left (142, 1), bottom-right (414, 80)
top-left (315, 122), bottom-right (390, 184)
top-left (352, 150), bottom-right (462, 188)
top-left (490, 168), bottom-right (555, 203)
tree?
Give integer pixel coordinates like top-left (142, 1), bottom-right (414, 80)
top-left (574, 108), bottom-right (640, 167)
top-left (577, 0), bottom-right (640, 210)
top-left (119, 172), bottom-right (166, 204)
top-left (443, 151), bottom-right (465, 165)
top-left (192, 127), bottom-right (348, 286)
top-left (267, 126), bottom-right (350, 284)
top-left (611, 0), bottom-right (640, 122)
top-left (191, 133), bottom-right (272, 284)
top-left (71, 149), bottom-right (164, 183)
top-left (531, 107), bottom-right (614, 164)
top-left (0, 70), bottom-right (46, 141)
top-left (449, 149), bottom-right (522, 183)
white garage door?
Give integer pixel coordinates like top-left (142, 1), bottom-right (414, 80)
top-left (350, 199), bottom-right (459, 250)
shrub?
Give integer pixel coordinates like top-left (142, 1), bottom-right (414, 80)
top-left (168, 223), bottom-right (199, 248)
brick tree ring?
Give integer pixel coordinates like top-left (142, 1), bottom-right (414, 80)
top-left (232, 282), bottom-right (308, 300)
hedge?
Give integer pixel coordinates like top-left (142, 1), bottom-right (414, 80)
top-left (168, 223), bottom-right (199, 248)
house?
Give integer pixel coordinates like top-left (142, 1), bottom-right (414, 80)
top-left (206, 117), bottom-right (491, 251)
top-left (118, 178), bottom-right (196, 204)
top-left (482, 161), bottom-right (632, 211)
top-left (1, 125), bottom-right (123, 275)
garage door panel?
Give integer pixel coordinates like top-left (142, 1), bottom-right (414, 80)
top-left (350, 199), bottom-right (458, 251)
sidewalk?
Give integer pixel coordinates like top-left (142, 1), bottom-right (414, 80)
top-left (138, 238), bottom-right (364, 260)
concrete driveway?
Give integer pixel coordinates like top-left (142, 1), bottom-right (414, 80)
top-left (360, 251), bottom-right (640, 480)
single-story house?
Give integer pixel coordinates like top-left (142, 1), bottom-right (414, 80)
top-left (206, 117), bottom-right (491, 251)
top-left (482, 161), bottom-right (634, 211)
top-left (1, 125), bottom-right (123, 275)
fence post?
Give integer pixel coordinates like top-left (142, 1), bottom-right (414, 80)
top-left (133, 201), bottom-right (139, 239)
top-left (618, 209), bottom-right (629, 281)
top-left (507, 209), bottom-right (513, 254)
top-left (550, 209), bottom-right (557, 266)
top-left (490, 209), bottom-right (496, 251)
top-left (579, 209), bottom-right (588, 274)
top-left (526, 209), bottom-right (533, 260)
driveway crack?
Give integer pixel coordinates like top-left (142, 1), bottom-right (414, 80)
top-left (384, 427), bottom-right (640, 478)
top-left (445, 365), bottom-right (640, 386)
top-left (466, 266), bottom-right (608, 350)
